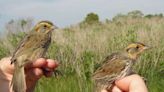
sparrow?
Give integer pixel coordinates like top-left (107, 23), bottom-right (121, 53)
top-left (11, 20), bottom-right (57, 92)
top-left (92, 42), bottom-right (149, 92)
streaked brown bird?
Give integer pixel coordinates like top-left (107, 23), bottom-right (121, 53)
top-left (11, 20), bottom-right (57, 92)
top-left (92, 42), bottom-right (149, 92)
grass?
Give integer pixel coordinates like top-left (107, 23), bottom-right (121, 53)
top-left (0, 16), bottom-right (164, 92)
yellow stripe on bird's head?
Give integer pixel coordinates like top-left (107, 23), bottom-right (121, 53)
top-left (125, 42), bottom-right (150, 59)
top-left (34, 20), bottom-right (58, 33)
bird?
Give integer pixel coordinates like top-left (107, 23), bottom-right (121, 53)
top-left (10, 20), bottom-right (57, 92)
top-left (92, 42), bottom-right (149, 92)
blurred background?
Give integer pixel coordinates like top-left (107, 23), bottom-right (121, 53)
top-left (0, 0), bottom-right (164, 92)
top-left (0, 0), bottom-right (164, 29)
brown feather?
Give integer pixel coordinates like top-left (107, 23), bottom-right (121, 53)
top-left (92, 42), bottom-right (148, 92)
top-left (10, 21), bottom-right (53, 92)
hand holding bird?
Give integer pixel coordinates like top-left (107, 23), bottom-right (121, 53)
top-left (0, 57), bottom-right (59, 92)
top-left (92, 42), bottom-right (149, 92)
top-left (11, 20), bottom-right (57, 92)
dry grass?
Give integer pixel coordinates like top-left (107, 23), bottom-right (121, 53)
top-left (0, 17), bottom-right (164, 92)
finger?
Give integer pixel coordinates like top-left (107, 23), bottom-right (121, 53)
top-left (26, 68), bottom-right (43, 80)
top-left (129, 75), bottom-right (148, 92)
top-left (112, 86), bottom-right (122, 92)
top-left (46, 59), bottom-right (59, 69)
top-left (100, 86), bottom-right (123, 92)
top-left (0, 57), bottom-right (14, 74)
top-left (26, 68), bottom-right (44, 90)
top-left (26, 58), bottom-right (47, 68)
top-left (32, 68), bottom-right (44, 79)
top-left (42, 59), bottom-right (59, 77)
top-left (115, 75), bottom-right (131, 91)
top-left (115, 74), bottom-right (148, 92)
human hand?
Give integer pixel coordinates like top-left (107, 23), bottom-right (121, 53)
top-left (0, 57), bottom-right (59, 92)
top-left (101, 74), bottom-right (148, 92)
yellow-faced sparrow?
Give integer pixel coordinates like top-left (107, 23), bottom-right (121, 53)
top-left (92, 42), bottom-right (149, 92)
top-left (11, 20), bottom-right (57, 92)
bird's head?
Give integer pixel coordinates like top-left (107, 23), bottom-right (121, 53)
top-left (33, 20), bottom-right (58, 34)
top-left (125, 42), bottom-right (149, 59)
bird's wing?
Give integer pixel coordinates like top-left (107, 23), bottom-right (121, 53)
top-left (102, 52), bottom-right (120, 64)
top-left (93, 53), bottom-right (128, 80)
top-left (94, 52), bottom-right (120, 71)
top-left (11, 33), bottom-right (29, 61)
top-left (11, 33), bottom-right (37, 64)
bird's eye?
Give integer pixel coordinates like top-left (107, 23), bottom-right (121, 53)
top-left (44, 25), bottom-right (47, 28)
top-left (136, 46), bottom-right (139, 49)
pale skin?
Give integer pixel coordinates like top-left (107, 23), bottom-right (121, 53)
top-left (101, 74), bottom-right (148, 92)
top-left (0, 57), bottom-right (58, 92)
top-left (0, 57), bottom-right (148, 92)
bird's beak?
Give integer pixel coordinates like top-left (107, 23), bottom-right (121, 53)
top-left (50, 25), bottom-right (58, 31)
top-left (143, 46), bottom-right (151, 50)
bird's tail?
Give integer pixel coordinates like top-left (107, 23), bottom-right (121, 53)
top-left (11, 66), bottom-right (26, 92)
